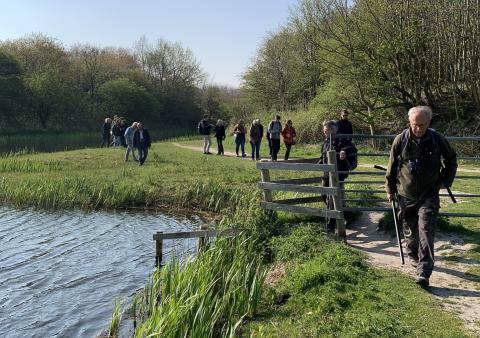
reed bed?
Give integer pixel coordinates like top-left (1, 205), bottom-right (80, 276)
top-left (131, 236), bottom-right (266, 337)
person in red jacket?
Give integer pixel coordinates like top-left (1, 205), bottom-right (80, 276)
top-left (281, 120), bottom-right (296, 160)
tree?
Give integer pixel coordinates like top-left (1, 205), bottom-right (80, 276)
top-left (0, 51), bottom-right (25, 127)
top-left (24, 68), bottom-right (75, 129)
top-left (98, 78), bottom-right (160, 123)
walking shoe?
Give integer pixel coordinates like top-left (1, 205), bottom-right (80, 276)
top-left (415, 276), bottom-right (429, 288)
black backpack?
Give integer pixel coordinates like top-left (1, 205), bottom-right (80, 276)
top-left (342, 143), bottom-right (358, 171)
top-left (198, 120), bottom-right (210, 135)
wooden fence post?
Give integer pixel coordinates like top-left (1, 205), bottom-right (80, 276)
top-left (198, 224), bottom-right (209, 252)
top-left (327, 151), bottom-right (346, 239)
top-left (260, 166), bottom-right (273, 202)
top-left (155, 231), bottom-right (163, 268)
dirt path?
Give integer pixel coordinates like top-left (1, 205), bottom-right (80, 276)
top-left (173, 142), bottom-right (250, 159)
top-left (348, 212), bottom-right (480, 335)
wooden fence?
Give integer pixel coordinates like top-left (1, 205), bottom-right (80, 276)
top-left (257, 134), bottom-right (480, 238)
top-left (152, 225), bottom-right (246, 267)
top-left (257, 150), bottom-right (347, 238)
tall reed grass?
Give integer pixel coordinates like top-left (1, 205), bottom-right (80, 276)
top-left (131, 236), bottom-right (266, 337)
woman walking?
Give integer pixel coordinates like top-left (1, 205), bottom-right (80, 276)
top-left (281, 119), bottom-right (296, 160)
top-left (267, 115), bottom-right (282, 161)
top-left (249, 119), bottom-right (262, 160)
top-left (214, 120), bottom-right (226, 155)
top-left (233, 120), bottom-right (247, 157)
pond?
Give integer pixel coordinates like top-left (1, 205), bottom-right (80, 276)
top-left (0, 207), bottom-right (200, 338)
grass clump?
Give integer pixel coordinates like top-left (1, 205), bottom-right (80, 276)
top-left (131, 236), bottom-right (266, 337)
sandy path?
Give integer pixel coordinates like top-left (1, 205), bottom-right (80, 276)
top-left (173, 142), bottom-right (251, 159)
top-left (348, 212), bottom-right (480, 335)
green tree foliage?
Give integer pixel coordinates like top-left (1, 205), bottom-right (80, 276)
top-left (23, 68), bottom-right (75, 129)
top-left (0, 34), bottom-right (210, 132)
top-left (98, 78), bottom-right (160, 123)
top-left (0, 51), bottom-right (25, 127)
top-left (243, 0), bottom-right (480, 136)
top-left (243, 29), bottom-right (307, 111)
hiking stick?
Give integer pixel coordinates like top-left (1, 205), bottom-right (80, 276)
top-left (374, 165), bottom-right (405, 265)
top-left (391, 194), bottom-right (405, 265)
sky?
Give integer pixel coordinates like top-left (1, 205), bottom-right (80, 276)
top-left (0, 0), bottom-right (298, 87)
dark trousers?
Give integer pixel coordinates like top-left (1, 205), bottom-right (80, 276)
top-left (216, 137), bottom-right (224, 155)
top-left (271, 139), bottom-right (280, 161)
top-left (101, 135), bottom-right (110, 147)
top-left (397, 195), bottom-right (439, 279)
top-left (138, 144), bottom-right (149, 165)
top-left (250, 141), bottom-right (260, 159)
top-left (284, 143), bottom-right (292, 160)
top-left (235, 136), bottom-right (245, 156)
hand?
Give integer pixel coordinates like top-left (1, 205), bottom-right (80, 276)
top-left (387, 193), bottom-right (395, 203)
top-left (339, 151), bottom-right (346, 160)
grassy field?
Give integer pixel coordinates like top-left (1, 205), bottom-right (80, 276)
top-left (1, 137), bottom-right (478, 336)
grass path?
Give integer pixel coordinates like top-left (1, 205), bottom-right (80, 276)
top-left (348, 212), bottom-right (480, 334)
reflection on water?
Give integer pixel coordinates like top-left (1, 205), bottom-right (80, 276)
top-left (0, 207), bottom-right (200, 338)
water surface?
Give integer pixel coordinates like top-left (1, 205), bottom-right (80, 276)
top-left (0, 207), bottom-right (199, 338)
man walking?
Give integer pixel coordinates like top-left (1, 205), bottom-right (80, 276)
top-left (198, 114), bottom-right (213, 154)
top-left (267, 115), bottom-right (282, 161)
top-left (385, 106), bottom-right (457, 288)
top-left (124, 122), bottom-right (138, 161)
top-left (133, 122), bottom-right (152, 166)
top-left (336, 109), bottom-right (353, 142)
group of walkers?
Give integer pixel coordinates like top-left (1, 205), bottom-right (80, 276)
top-left (197, 114), bottom-right (297, 161)
top-left (199, 106), bottom-right (457, 289)
top-left (101, 116), bottom-right (151, 165)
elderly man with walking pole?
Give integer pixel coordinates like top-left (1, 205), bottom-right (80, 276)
top-left (385, 106), bottom-right (457, 288)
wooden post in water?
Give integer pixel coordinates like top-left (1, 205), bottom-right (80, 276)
top-left (198, 224), bottom-right (209, 252)
top-left (327, 151), bottom-right (346, 239)
top-left (155, 231), bottom-right (163, 268)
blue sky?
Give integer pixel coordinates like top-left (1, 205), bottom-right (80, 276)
top-left (0, 0), bottom-right (298, 87)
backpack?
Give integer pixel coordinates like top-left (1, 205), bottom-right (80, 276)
top-left (398, 128), bottom-right (440, 162)
top-left (342, 143), bottom-right (358, 170)
top-left (198, 121), bottom-right (205, 134)
top-left (268, 121), bottom-right (281, 138)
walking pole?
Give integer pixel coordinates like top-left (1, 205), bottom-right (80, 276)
top-left (391, 194), bottom-right (405, 265)
top-left (374, 165), bottom-right (405, 265)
